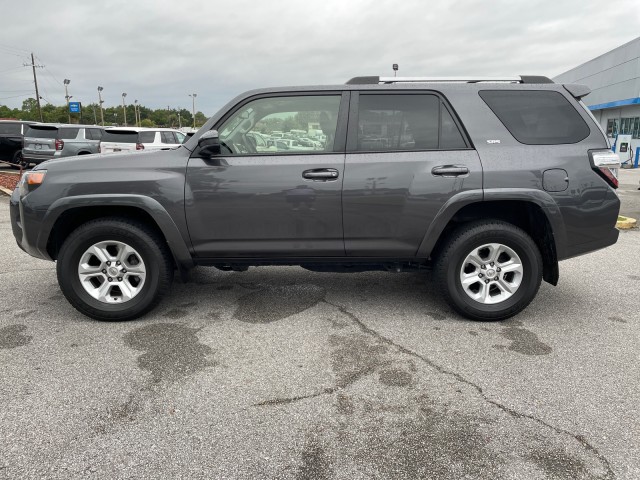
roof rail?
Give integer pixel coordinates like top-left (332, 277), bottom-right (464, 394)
top-left (345, 75), bottom-right (554, 85)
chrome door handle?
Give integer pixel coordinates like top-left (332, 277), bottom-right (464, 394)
top-left (303, 169), bottom-right (339, 180)
top-left (431, 165), bottom-right (469, 176)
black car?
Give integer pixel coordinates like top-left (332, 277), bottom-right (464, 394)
top-left (10, 75), bottom-right (621, 322)
top-left (0, 120), bottom-right (37, 169)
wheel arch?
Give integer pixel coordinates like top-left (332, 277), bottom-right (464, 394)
top-left (419, 191), bottom-right (566, 285)
top-left (40, 195), bottom-right (194, 270)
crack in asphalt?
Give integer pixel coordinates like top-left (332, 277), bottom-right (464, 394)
top-left (255, 298), bottom-right (614, 479)
top-left (324, 299), bottom-right (616, 480)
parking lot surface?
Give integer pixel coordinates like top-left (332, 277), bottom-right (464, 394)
top-left (1, 191), bottom-right (639, 479)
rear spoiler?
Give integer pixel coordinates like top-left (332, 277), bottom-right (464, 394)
top-left (563, 84), bottom-right (591, 100)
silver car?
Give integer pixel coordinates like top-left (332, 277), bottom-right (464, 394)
top-left (22, 124), bottom-right (104, 166)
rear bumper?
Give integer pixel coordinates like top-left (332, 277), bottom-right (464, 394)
top-left (561, 227), bottom-right (619, 260)
top-left (22, 152), bottom-right (55, 164)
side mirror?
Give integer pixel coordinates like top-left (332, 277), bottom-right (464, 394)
top-left (197, 130), bottom-right (221, 156)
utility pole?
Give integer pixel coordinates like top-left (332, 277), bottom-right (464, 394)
top-left (134, 99), bottom-right (139, 127)
top-left (177, 111), bottom-right (182, 129)
top-left (24, 53), bottom-right (43, 122)
top-left (121, 93), bottom-right (127, 127)
top-left (97, 86), bottom-right (105, 126)
top-left (64, 79), bottom-right (71, 123)
top-left (189, 93), bottom-right (197, 129)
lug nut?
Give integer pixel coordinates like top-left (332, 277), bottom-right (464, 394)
top-left (497, 267), bottom-right (501, 272)
top-left (117, 277), bottom-right (122, 282)
top-left (106, 261), bottom-right (111, 266)
top-left (102, 269), bottom-right (106, 274)
top-left (478, 273), bottom-right (484, 278)
top-left (122, 269), bottom-right (127, 273)
top-left (116, 261), bottom-right (121, 265)
top-left (484, 279), bottom-right (490, 284)
top-left (108, 277), bottom-right (113, 282)
top-left (490, 262), bottom-right (494, 267)
top-left (481, 264), bottom-right (486, 269)
top-left (494, 277), bottom-right (499, 281)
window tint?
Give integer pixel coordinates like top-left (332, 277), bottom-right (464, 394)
top-left (440, 105), bottom-right (467, 149)
top-left (101, 130), bottom-right (139, 143)
top-left (25, 127), bottom-right (58, 139)
top-left (138, 131), bottom-right (156, 143)
top-left (58, 128), bottom-right (79, 140)
top-left (357, 94), bottom-right (439, 151)
top-left (479, 90), bottom-right (590, 145)
top-left (217, 95), bottom-right (341, 155)
top-left (0, 123), bottom-right (21, 135)
top-left (161, 131), bottom-right (176, 144)
top-left (86, 128), bottom-right (103, 140)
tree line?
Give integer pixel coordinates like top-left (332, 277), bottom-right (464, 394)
top-left (0, 98), bottom-right (208, 128)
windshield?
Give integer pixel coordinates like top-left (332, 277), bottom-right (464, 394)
top-left (25, 126), bottom-right (58, 139)
top-left (101, 130), bottom-right (139, 143)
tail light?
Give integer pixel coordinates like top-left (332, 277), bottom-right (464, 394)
top-left (591, 150), bottom-right (621, 189)
top-left (55, 139), bottom-right (64, 151)
top-left (136, 143), bottom-right (144, 150)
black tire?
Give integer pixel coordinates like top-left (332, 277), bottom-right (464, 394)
top-left (10, 151), bottom-right (22, 169)
top-left (433, 220), bottom-right (542, 321)
top-left (57, 217), bottom-right (174, 321)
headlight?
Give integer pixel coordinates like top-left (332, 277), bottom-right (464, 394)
top-left (19, 170), bottom-right (47, 197)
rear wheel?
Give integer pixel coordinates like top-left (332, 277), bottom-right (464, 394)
top-left (433, 220), bottom-right (542, 321)
top-left (57, 217), bottom-right (173, 321)
top-left (10, 151), bottom-right (22, 169)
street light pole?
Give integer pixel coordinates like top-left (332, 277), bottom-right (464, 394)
top-left (177, 112), bottom-right (181, 129)
top-left (64, 79), bottom-right (71, 123)
top-left (121, 93), bottom-right (127, 127)
top-left (97, 86), bottom-right (105, 126)
top-left (189, 93), bottom-right (197, 129)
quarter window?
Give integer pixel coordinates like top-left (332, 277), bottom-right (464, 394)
top-left (138, 131), bottom-right (156, 143)
top-left (355, 94), bottom-right (466, 152)
top-left (217, 95), bottom-right (341, 155)
top-left (479, 90), bottom-right (590, 145)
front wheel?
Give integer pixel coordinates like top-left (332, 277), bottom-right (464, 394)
top-left (433, 221), bottom-right (542, 321)
top-left (57, 217), bottom-right (174, 321)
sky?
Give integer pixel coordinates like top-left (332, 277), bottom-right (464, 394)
top-left (1, 0), bottom-right (639, 116)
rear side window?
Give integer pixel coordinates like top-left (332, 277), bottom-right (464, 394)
top-left (26, 127), bottom-right (58, 139)
top-left (101, 131), bottom-right (139, 143)
top-left (479, 90), bottom-right (590, 145)
top-left (161, 131), bottom-right (176, 144)
top-left (355, 94), bottom-right (467, 151)
top-left (58, 128), bottom-right (79, 140)
top-left (138, 131), bottom-right (156, 143)
top-left (0, 123), bottom-right (21, 135)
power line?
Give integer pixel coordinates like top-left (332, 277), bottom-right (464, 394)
top-left (0, 93), bottom-right (32, 100)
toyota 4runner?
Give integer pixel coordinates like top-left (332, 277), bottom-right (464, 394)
top-left (10, 75), bottom-right (621, 321)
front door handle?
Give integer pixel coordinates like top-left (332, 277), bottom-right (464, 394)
top-left (431, 165), bottom-right (469, 177)
top-left (303, 168), bottom-right (339, 180)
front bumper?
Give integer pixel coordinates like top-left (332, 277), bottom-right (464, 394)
top-left (9, 189), bottom-right (50, 261)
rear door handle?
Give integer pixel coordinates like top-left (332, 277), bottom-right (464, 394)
top-left (303, 168), bottom-right (339, 180)
top-left (431, 165), bottom-right (469, 177)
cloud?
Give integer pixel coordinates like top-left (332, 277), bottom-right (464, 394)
top-left (1, 0), bottom-right (638, 116)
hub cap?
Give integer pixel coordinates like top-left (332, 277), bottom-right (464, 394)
top-left (77, 241), bottom-right (146, 304)
top-left (459, 243), bottom-right (523, 305)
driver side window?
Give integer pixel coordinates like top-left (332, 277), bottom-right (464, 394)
top-left (217, 95), bottom-right (341, 155)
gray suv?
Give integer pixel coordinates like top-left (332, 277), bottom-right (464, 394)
top-left (10, 75), bottom-right (621, 322)
top-left (22, 124), bottom-right (104, 166)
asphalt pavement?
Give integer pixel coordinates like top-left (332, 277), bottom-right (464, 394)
top-left (0, 188), bottom-right (639, 479)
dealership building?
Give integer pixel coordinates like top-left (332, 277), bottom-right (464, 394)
top-left (554, 36), bottom-right (640, 165)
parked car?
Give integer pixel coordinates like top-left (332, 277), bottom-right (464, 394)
top-left (100, 128), bottom-right (186, 153)
top-left (10, 75), bottom-right (621, 322)
top-left (0, 120), bottom-right (37, 169)
top-left (22, 124), bottom-right (104, 166)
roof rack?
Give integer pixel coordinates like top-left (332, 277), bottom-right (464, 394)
top-left (346, 75), bottom-right (554, 85)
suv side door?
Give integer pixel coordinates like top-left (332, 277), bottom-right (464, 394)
top-left (186, 92), bottom-right (349, 257)
top-left (343, 91), bottom-right (483, 256)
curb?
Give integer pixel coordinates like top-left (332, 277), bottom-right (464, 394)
top-left (0, 186), bottom-right (13, 196)
top-left (617, 215), bottom-right (637, 230)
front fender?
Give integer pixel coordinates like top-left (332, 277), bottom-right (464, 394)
top-left (37, 194), bottom-right (194, 268)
